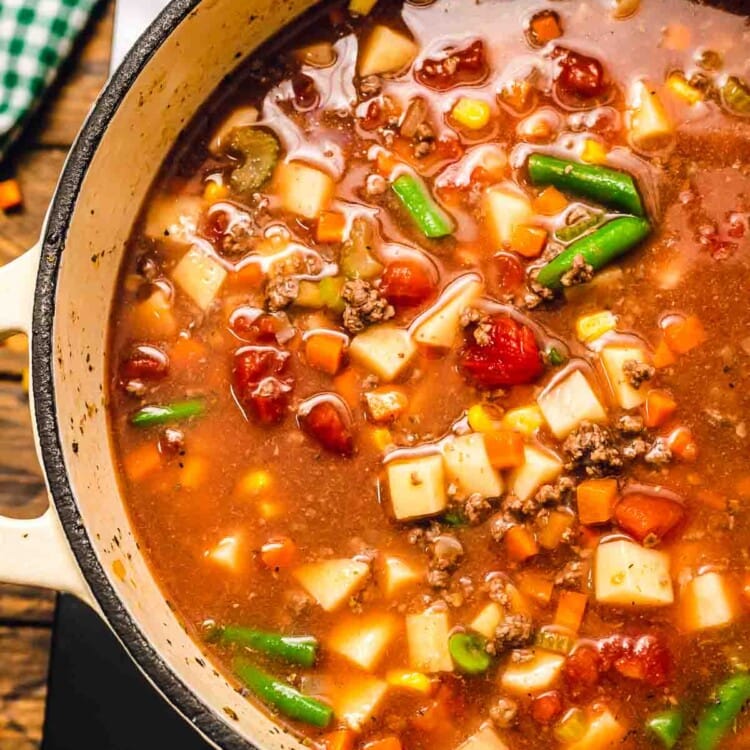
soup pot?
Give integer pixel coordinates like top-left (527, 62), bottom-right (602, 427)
top-left (0, 1), bottom-right (322, 747)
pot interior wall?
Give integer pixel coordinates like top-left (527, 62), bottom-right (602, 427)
top-left (51, 0), bottom-right (316, 746)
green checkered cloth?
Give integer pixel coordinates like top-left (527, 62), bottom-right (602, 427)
top-left (0, 0), bottom-right (99, 159)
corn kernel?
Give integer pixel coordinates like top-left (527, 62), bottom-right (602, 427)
top-left (386, 669), bottom-right (433, 695)
top-left (581, 139), bottom-right (608, 164)
top-left (467, 404), bottom-right (503, 433)
top-left (451, 97), bottom-right (491, 130)
top-left (575, 311), bottom-right (617, 342)
top-left (666, 73), bottom-right (703, 105)
top-left (371, 428), bottom-right (394, 452)
top-left (501, 405), bottom-right (545, 436)
top-left (238, 469), bottom-right (272, 496)
top-left (204, 180), bottom-right (229, 203)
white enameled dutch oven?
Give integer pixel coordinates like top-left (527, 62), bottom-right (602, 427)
top-left (0, 1), bottom-right (321, 747)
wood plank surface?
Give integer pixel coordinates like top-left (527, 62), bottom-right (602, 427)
top-left (0, 2), bottom-right (114, 745)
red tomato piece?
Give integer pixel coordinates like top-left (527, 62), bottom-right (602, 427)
top-left (382, 259), bottom-right (436, 306)
top-left (613, 493), bottom-right (685, 544)
top-left (563, 645), bottom-right (601, 697)
top-left (233, 346), bottom-right (293, 424)
top-left (530, 691), bottom-right (563, 725)
top-left (459, 315), bottom-right (544, 388)
top-left (598, 634), bottom-right (671, 687)
top-left (490, 253), bottom-right (525, 295)
top-left (298, 398), bottom-right (354, 456)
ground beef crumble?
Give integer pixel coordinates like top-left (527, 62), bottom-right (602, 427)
top-left (560, 254), bottom-right (594, 287)
top-left (623, 359), bottom-right (655, 389)
top-left (486, 614), bottom-right (534, 655)
top-left (464, 493), bottom-right (494, 524)
top-left (490, 697), bottom-right (519, 728)
top-left (265, 275), bottom-right (299, 311)
top-left (342, 279), bottom-right (394, 333)
top-left (563, 421), bottom-right (624, 476)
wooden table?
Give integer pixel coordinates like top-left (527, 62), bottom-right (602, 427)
top-left (0, 4), bottom-right (113, 746)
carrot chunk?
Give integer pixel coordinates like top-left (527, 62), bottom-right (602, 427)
top-left (510, 225), bottom-right (548, 258)
top-left (613, 492), bottom-right (685, 543)
top-left (554, 590), bottom-right (588, 633)
top-left (643, 390), bottom-right (677, 428)
top-left (576, 478), bottom-right (617, 525)
top-left (667, 426), bottom-right (698, 461)
top-left (333, 367), bottom-right (361, 408)
top-left (305, 333), bottom-right (346, 375)
top-left (663, 315), bottom-right (706, 354)
top-left (323, 729), bottom-right (356, 750)
top-left (505, 525), bottom-right (539, 562)
top-left (533, 186), bottom-right (568, 215)
top-left (123, 443), bottom-right (162, 482)
top-left (317, 211), bottom-right (347, 244)
top-left (363, 737), bottom-right (403, 750)
top-left (484, 429), bottom-right (525, 469)
top-left (518, 571), bottom-right (554, 605)
top-left (260, 536), bottom-right (296, 569)
top-left (0, 179), bottom-right (22, 210)
top-left (530, 11), bottom-right (563, 44)
top-left (651, 337), bottom-right (676, 369)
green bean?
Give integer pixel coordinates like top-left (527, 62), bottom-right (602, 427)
top-left (535, 216), bottom-right (651, 290)
top-left (645, 709), bottom-right (683, 749)
top-left (554, 211), bottom-right (603, 244)
top-left (233, 659), bottom-right (333, 727)
top-left (695, 672), bottom-right (750, 750)
top-left (391, 174), bottom-right (454, 239)
top-left (449, 632), bottom-right (491, 674)
top-left (528, 154), bottom-right (645, 216)
top-left (131, 399), bottom-right (204, 427)
top-left (213, 627), bottom-right (318, 667)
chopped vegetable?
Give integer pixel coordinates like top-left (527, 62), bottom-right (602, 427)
top-left (448, 632), bottom-right (491, 674)
top-left (577, 478), bottom-right (617, 525)
top-left (533, 186), bottom-right (568, 215)
top-left (509, 445), bottom-right (562, 503)
top-left (305, 332), bottom-right (346, 375)
top-left (504, 525), bottom-right (539, 562)
top-left (385, 669), bottom-right (432, 695)
top-left (363, 388), bottom-right (408, 423)
top-left (510, 225), bottom-right (548, 258)
top-left (483, 429), bottom-right (525, 469)
top-left (500, 649), bottom-right (565, 696)
top-left (340, 219), bottom-right (384, 279)
top-left (680, 572), bottom-right (739, 632)
top-left (536, 216), bottom-right (651, 290)
top-left (646, 709), bottom-right (684, 749)
top-left (233, 658), bottom-right (333, 727)
top-left (348, 0), bottom-right (378, 15)
top-left (456, 726), bottom-right (509, 750)
top-left (484, 184), bottom-right (534, 246)
top-left (259, 535), bottom-right (296, 568)
top-left (527, 10), bottom-right (563, 46)
top-left (317, 211), bottom-right (347, 243)
top-left (643, 389), bottom-right (677, 427)
top-left (553, 708), bottom-right (588, 743)
top-left (293, 558), bottom-right (370, 611)
top-left (387, 453), bottom-right (447, 520)
top-left (329, 613), bottom-right (398, 671)
top-left (467, 403), bottom-right (503, 433)
top-left (0, 178), bottom-right (23, 210)
top-left (451, 97), bottom-right (491, 130)
top-left (225, 127), bottom-right (280, 194)
top-left (391, 174), bottom-right (454, 238)
top-left (501, 404), bottom-right (545, 436)
top-left (469, 602), bottom-right (503, 639)
top-left (534, 628), bottom-right (575, 654)
top-left (442, 433), bottom-right (503, 499)
top-left (629, 81), bottom-right (674, 151)
top-left (599, 346), bottom-right (651, 409)
top-left (567, 705), bottom-right (627, 750)
top-left (358, 25), bottom-right (418, 77)
top-left (131, 399), bottom-right (205, 427)
top-left (537, 370), bottom-right (607, 439)
top-left (213, 627), bottom-right (317, 667)
top-left (379, 556), bottom-right (422, 598)
top-left (331, 674), bottom-right (389, 731)
top-left (695, 673), bottom-right (750, 750)
top-left (527, 154), bottom-right (645, 216)
top-left (554, 591), bottom-right (588, 633)
top-left (349, 324), bottom-right (416, 382)
top-left (406, 609), bottom-right (453, 673)
top-left (275, 161), bottom-right (334, 219)
top-left (555, 210), bottom-right (603, 243)
top-left (663, 314), bottom-right (706, 354)
top-left (575, 310), bottom-right (617, 342)
top-left (382, 258), bottom-right (435, 306)
top-left (581, 139), bottom-right (608, 164)
top-left (722, 76), bottom-right (750, 116)
top-left (412, 275), bottom-right (483, 348)
top-left (666, 72), bottom-right (703, 105)
top-left (172, 246), bottom-right (228, 310)
top-left (537, 509), bottom-right (575, 550)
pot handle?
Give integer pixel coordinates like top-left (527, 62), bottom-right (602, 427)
top-left (0, 245), bottom-right (98, 609)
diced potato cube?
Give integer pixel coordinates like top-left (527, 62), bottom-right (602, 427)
top-left (387, 454), bottom-right (447, 520)
top-left (600, 346), bottom-right (650, 410)
top-left (130, 288), bottom-right (177, 339)
top-left (350, 325), bottom-right (416, 382)
top-left (412, 275), bottom-right (483, 349)
top-left (469, 602), bottom-right (504, 640)
top-left (629, 80), bottom-right (674, 152)
top-left (209, 106), bottom-right (259, 154)
top-left (484, 184), bottom-right (533, 246)
top-left (332, 674), bottom-right (389, 731)
top-left (293, 558), bottom-right (370, 611)
top-left (457, 726), bottom-right (509, 750)
top-left (329, 613), bottom-right (398, 671)
top-left (508, 446), bottom-right (562, 504)
top-left (364, 388), bottom-right (408, 423)
top-left (406, 609), bottom-right (453, 673)
top-left (680, 572), bottom-right (738, 632)
top-left (145, 195), bottom-right (204, 246)
top-left (378, 555), bottom-right (422, 598)
top-left (576, 311), bottom-right (617, 343)
top-left (172, 245), bottom-right (227, 311)
top-left (537, 370), bottom-right (607, 439)
top-left (442, 433), bottom-right (503, 499)
top-left (595, 539), bottom-right (673, 607)
top-left (205, 536), bottom-right (240, 571)
top-left (567, 706), bottom-right (628, 750)
top-left (501, 405), bottom-right (545, 436)
top-left (358, 25), bottom-right (418, 77)
top-left (500, 650), bottom-right (565, 696)
top-left (275, 161), bottom-right (334, 219)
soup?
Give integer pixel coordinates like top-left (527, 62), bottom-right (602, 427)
top-left (107, 0), bottom-right (750, 748)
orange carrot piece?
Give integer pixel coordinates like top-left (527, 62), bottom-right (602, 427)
top-left (652, 337), bottom-right (677, 369)
top-left (227, 261), bottom-right (264, 291)
top-left (323, 729), bottom-right (356, 750)
top-left (663, 315), bottom-right (707, 355)
top-left (576, 478), bottom-right (617, 525)
top-left (0, 179), bottom-right (22, 210)
top-left (505, 525), bottom-right (539, 562)
top-left (643, 390), bottom-right (677, 428)
top-left (484, 429), bottom-right (525, 469)
top-left (333, 367), bottom-right (362, 409)
top-left (376, 150), bottom-right (400, 177)
top-left (613, 492), bottom-right (685, 543)
top-left (530, 12), bottom-right (563, 44)
top-left (363, 738), bottom-right (403, 750)
top-left (305, 333), bottom-right (346, 375)
top-left (123, 443), bottom-right (162, 482)
top-left (317, 211), bottom-right (347, 244)
top-left (510, 225), bottom-right (548, 258)
top-left (518, 571), bottom-right (554, 605)
top-left (533, 186), bottom-right (568, 216)
top-left (667, 426), bottom-right (698, 461)
top-left (260, 536), bottom-right (297, 569)
top-left (170, 337), bottom-right (207, 370)
top-left (554, 591), bottom-right (588, 633)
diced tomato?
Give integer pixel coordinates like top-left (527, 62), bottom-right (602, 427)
top-left (490, 253), bottom-right (525, 295)
top-left (260, 536), bottom-right (296, 569)
top-left (459, 315), bottom-right (544, 388)
top-left (613, 492), bottom-right (684, 544)
top-left (563, 646), bottom-right (601, 697)
top-left (554, 47), bottom-right (607, 100)
top-left (298, 398), bottom-right (354, 456)
top-left (233, 346), bottom-right (293, 424)
top-left (120, 345), bottom-right (169, 383)
top-left (530, 691), bottom-right (563, 725)
top-left (598, 634), bottom-right (671, 686)
top-left (382, 259), bottom-right (436, 307)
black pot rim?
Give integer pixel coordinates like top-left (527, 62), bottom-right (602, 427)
top-left (31, 2), bottom-right (256, 747)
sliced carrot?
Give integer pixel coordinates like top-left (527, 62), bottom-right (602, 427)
top-left (533, 186), bottom-right (568, 216)
top-left (170, 337), bottom-right (207, 370)
top-left (652, 337), bottom-right (676, 369)
top-left (504, 525), bottom-right (539, 562)
top-left (317, 211), bottom-right (347, 244)
top-left (530, 11), bottom-right (563, 44)
top-left (510, 225), bottom-right (548, 258)
top-left (123, 443), bottom-right (162, 482)
top-left (613, 492), bottom-right (685, 543)
top-left (537, 510), bottom-right (574, 550)
top-left (484, 429), bottom-right (525, 469)
top-left (667, 426), bottom-right (698, 461)
top-left (554, 591), bottom-right (588, 633)
top-left (363, 737), bottom-right (403, 750)
top-left (323, 729), bottom-right (356, 750)
top-left (518, 571), bottom-right (554, 605)
top-left (643, 390), bottom-right (677, 428)
top-left (305, 333), bottom-right (346, 375)
top-left (333, 367), bottom-right (361, 409)
top-left (576, 478), bottom-right (617, 525)
top-left (227, 261), bottom-right (264, 290)
top-left (0, 179), bottom-right (22, 210)
top-left (260, 536), bottom-right (296, 569)
top-left (663, 315), bottom-right (706, 355)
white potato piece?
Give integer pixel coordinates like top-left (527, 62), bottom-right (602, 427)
top-left (442, 433), bottom-right (503, 499)
top-left (172, 245), bottom-right (227, 310)
top-left (387, 453), bottom-right (447, 520)
top-left (629, 80), bottom-right (674, 152)
top-left (329, 613), bottom-right (398, 671)
top-left (457, 726), bottom-right (509, 750)
top-left (412, 275), bottom-right (483, 349)
top-left (567, 706), bottom-right (628, 750)
top-left (484, 184), bottom-right (533, 246)
top-left (293, 558), bottom-right (370, 612)
top-left (537, 370), bottom-right (607, 439)
top-left (469, 602), bottom-right (504, 640)
top-left (600, 346), bottom-right (650, 410)
top-left (500, 650), bottom-right (565, 696)
top-left (275, 161), bottom-right (334, 219)
top-left (350, 325), bottom-right (416, 382)
top-left (508, 445), bottom-right (562, 503)
top-left (379, 555), bottom-right (422, 598)
top-left (406, 609), bottom-right (453, 673)
top-left (358, 25), bottom-right (418, 77)
top-left (204, 536), bottom-right (240, 571)
top-left (144, 195), bottom-right (204, 246)
top-left (332, 675), bottom-right (389, 731)
top-left (209, 106), bottom-right (259, 154)
top-left (595, 539), bottom-right (673, 607)
top-left (130, 288), bottom-right (177, 339)
top-left (680, 571), bottom-right (739, 632)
